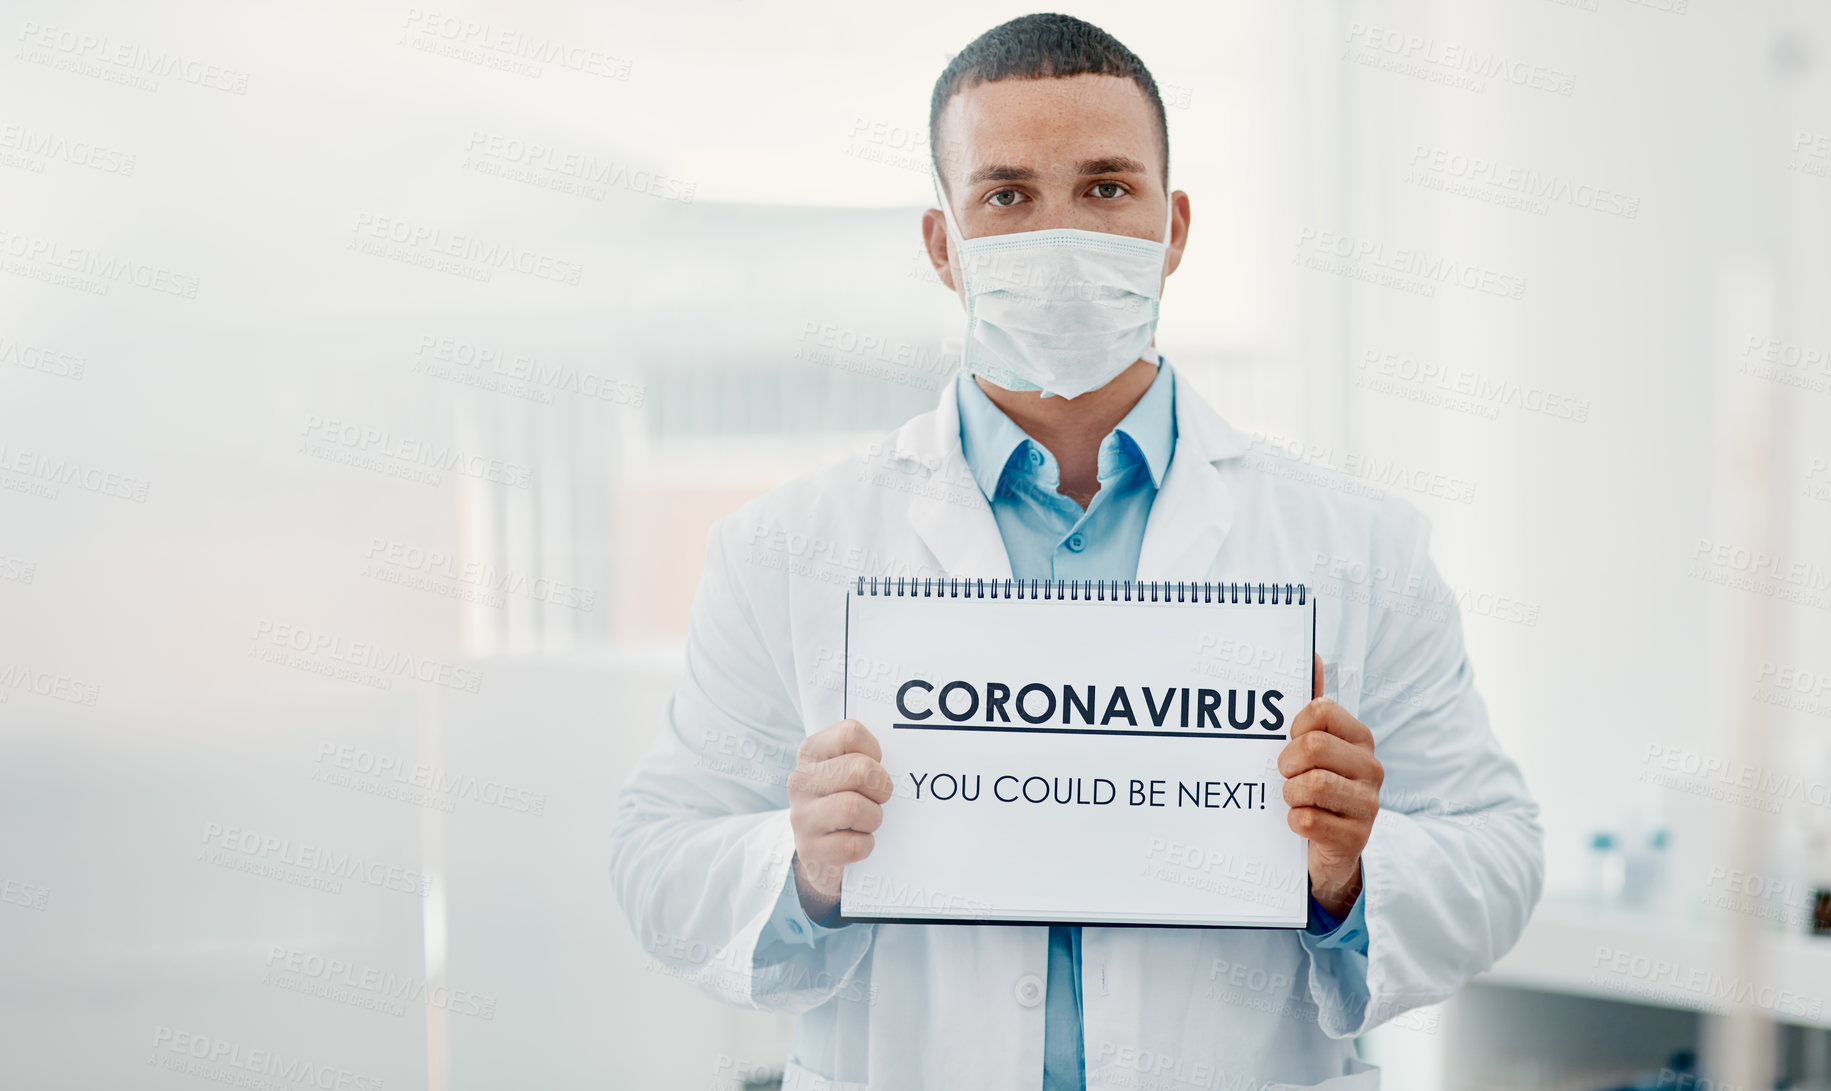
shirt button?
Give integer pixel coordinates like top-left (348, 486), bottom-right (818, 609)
top-left (1027, 447), bottom-right (1044, 467)
top-left (787, 917), bottom-right (804, 935)
top-left (1066, 534), bottom-right (1086, 553)
top-left (1014, 973), bottom-right (1044, 1007)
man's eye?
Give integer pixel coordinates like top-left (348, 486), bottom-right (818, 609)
top-left (1092, 182), bottom-right (1126, 199)
top-left (988, 189), bottom-right (1021, 207)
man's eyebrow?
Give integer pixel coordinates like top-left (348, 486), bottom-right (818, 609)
top-left (964, 164), bottom-right (1035, 187)
top-left (961, 156), bottom-right (1149, 188)
top-left (1077, 156), bottom-right (1148, 176)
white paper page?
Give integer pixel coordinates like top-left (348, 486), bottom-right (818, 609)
top-left (840, 585), bottom-right (1312, 926)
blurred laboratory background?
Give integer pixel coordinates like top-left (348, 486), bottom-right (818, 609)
top-left (2, 1), bottom-right (1830, 1088)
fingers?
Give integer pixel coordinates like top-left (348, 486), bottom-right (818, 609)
top-left (790, 720), bottom-right (891, 901)
top-left (1289, 697), bottom-right (1374, 748)
top-left (795, 789), bottom-right (885, 837)
top-left (793, 832), bottom-right (873, 899)
top-left (1286, 806), bottom-right (1365, 844)
top-left (813, 830), bottom-right (875, 865)
top-left (798, 718), bottom-right (882, 764)
top-left (787, 751), bottom-right (894, 804)
top-left (1277, 727), bottom-right (1382, 784)
top-left (1312, 653), bottom-right (1324, 701)
top-left (1282, 768), bottom-right (1379, 822)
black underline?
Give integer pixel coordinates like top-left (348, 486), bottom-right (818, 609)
top-left (892, 722), bottom-right (1287, 740)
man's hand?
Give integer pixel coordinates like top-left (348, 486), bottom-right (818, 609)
top-left (1278, 654), bottom-right (1382, 919)
top-left (787, 718), bottom-right (894, 919)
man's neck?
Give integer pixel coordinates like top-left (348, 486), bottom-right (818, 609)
top-left (974, 357), bottom-right (1159, 509)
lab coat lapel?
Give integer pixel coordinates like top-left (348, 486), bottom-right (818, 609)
top-left (1136, 373), bottom-right (1254, 581)
top-left (889, 379), bottom-right (1014, 582)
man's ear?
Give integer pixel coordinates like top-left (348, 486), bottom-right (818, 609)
top-left (1162, 190), bottom-right (1191, 279)
top-left (921, 208), bottom-right (958, 294)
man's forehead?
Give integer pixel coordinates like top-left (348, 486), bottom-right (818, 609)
top-left (937, 73), bottom-right (1162, 183)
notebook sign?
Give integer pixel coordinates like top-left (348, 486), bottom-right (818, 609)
top-left (839, 578), bottom-right (1314, 926)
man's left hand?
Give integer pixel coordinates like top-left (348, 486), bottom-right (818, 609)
top-left (1278, 654), bottom-right (1382, 919)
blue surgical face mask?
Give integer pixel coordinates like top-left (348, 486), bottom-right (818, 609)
top-left (934, 169), bottom-right (1173, 399)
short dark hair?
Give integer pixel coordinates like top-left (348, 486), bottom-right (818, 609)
top-left (929, 13), bottom-right (1169, 196)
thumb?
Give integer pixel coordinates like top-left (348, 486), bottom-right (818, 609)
top-left (1312, 654), bottom-right (1324, 700)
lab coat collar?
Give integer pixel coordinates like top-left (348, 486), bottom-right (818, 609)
top-left (881, 374), bottom-right (1013, 581)
top-left (1138, 359), bottom-right (1253, 581)
top-left (882, 356), bottom-right (1254, 582)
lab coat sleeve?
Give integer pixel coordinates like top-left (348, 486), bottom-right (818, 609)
top-left (608, 511), bottom-right (876, 1015)
top-left (1300, 499), bottom-right (1545, 1037)
top-left (1305, 892), bottom-right (1370, 956)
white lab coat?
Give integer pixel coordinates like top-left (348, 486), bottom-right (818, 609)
top-left (610, 369), bottom-right (1543, 1091)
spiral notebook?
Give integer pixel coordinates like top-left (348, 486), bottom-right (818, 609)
top-left (838, 577), bottom-right (1314, 928)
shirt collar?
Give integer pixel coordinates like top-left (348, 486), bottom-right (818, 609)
top-left (956, 353), bottom-right (1178, 502)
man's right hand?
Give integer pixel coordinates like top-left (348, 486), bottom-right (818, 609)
top-left (787, 718), bottom-right (893, 919)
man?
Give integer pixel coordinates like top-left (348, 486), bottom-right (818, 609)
top-left (611, 14), bottom-right (1542, 1090)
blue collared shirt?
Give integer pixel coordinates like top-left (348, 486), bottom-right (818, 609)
top-left (763, 358), bottom-right (1367, 1088)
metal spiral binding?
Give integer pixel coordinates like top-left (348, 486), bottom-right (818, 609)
top-left (852, 577), bottom-right (1306, 605)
